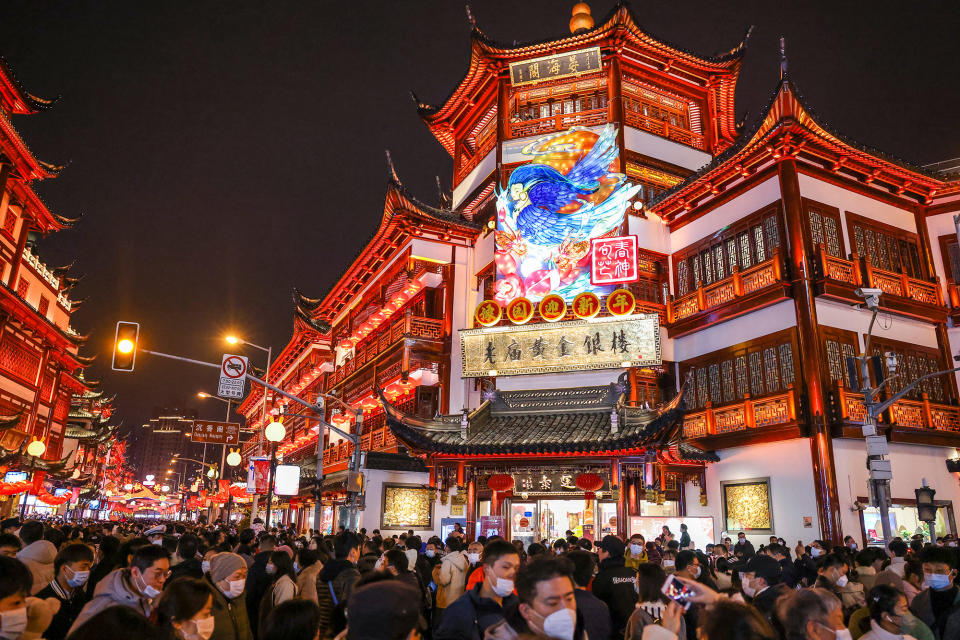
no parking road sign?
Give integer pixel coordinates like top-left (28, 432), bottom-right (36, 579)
top-left (218, 353), bottom-right (248, 399)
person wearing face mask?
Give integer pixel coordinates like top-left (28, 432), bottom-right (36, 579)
top-left (435, 540), bottom-right (519, 640)
top-left (909, 547), bottom-right (960, 640)
top-left (316, 531), bottom-right (362, 640)
top-left (432, 536), bottom-right (469, 633)
top-left (592, 535), bottom-right (638, 639)
top-left (739, 554), bottom-right (787, 623)
top-left (483, 556), bottom-right (585, 640)
top-left (797, 540), bottom-right (829, 587)
top-left (817, 554), bottom-right (865, 623)
top-left (0, 556), bottom-right (63, 640)
top-left (857, 584), bottom-right (920, 640)
top-left (168, 535), bottom-right (203, 582)
top-left (626, 535), bottom-right (648, 570)
top-left (203, 552), bottom-right (252, 640)
top-left (157, 577), bottom-right (216, 640)
top-left (778, 587), bottom-right (852, 640)
top-left (35, 544), bottom-right (93, 640)
top-left (463, 541), bottom-right (486, 591)
top-left (734, 532), bottom-right (756, 558)
top-left (661, 550), bottom-right (678, 574)
top-left (67, 544), bottom-right (170, 636)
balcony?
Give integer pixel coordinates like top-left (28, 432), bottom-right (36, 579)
top-left (831, 382), bottom-right (960, 446)
top-left (508, 108), bottom-right (607, 139)
top-left (683, 386), bottom-right (799, 447)
top-left (815, 245), bottom-right (946, 322)
top-left (331, 314), bottom-right (444, 386)
top-left (666, 252), bottom-right (789, 337)
top-left (455, 131), bottom-right (496, 184)
top-left (622, 98), bottom-right (706, 151)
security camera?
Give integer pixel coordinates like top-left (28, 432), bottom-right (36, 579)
top-left (855, 287), bottom-right (884, 310)
top-left (851, 500), bottom-right (866, 512)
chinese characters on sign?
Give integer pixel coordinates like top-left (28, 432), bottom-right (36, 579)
top-left (509, 47), bottom-right (602, 86)
top-left (490, 469), bottom-right (611, 494)
top-left (474, 300), bottom-right (502, 327)
top-left (190, 420), bottom-right (240, 445)
top-left (591, 235), bottom-right (639, 285)
top-left (538, 294), bottom-right (567, 322)
top-left (460, 315), bottom-right (660, 377)
top-left (572, 292), bottom-right (601, 319)
top-left (606, 289), bottom-right (636, 316)
top-left (506, 297), bottom-right (535, 324)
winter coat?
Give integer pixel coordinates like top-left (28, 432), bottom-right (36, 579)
top-left (910, 587), bottom-right (960, 640)
top-left (205, 574), bottom-right (253, 640)
top-left (296, 562), bottom-right (322, 604)
top-left (67, 568), bottom-right (154, 637)
top-left (36, 580), bottom-right (90, 640)
top-left (435, 583), bottom-right (517, 640)
top-left (245, 550), bottom-right (272, 640)
top-left (626, 601), bottom-right (688, 640)
top-left (574, 588), bottom-right (610, 640)
top-left (434, 550), bottom-right (469, 609)
top-left (18, 540), bottom-right (57, 595)
top-left (591, 556), bottom-right (638, 637)
top-left (356, 551), bottom-right (379, 574)
top-left (316, 559), bottom-right (361, 640)
top-left (169, 557), bottom-right (203, 582)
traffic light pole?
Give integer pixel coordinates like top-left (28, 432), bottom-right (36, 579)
top-left (137, 349), bottom-right (364, 529)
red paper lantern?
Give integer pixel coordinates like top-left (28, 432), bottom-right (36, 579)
top-left (487, 474), bottom-right (515, 493)
top-left (575, 473), bottom-right (604, 493)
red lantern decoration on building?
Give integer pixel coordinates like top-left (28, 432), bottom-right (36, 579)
top-left (487, 474), bottom-right (515, 493)
top-left (576, 473), bottom-right (604, 500)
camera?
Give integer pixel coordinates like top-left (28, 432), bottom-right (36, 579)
top-left (855, 287), bottom-right (884, 310)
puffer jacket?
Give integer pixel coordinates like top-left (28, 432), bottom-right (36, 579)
top-left (205, 574), bottom-right (253, 640)
top-left (297, 561), bottom-right (323, 604)
top-left (18, 540), bottom-right (57, 595)
top-left (434, 550), bottom-right (469, 609)
top-left (67, 568), bottom-right (154, 637)
top-left (316, 559), bottom-right (360, 640)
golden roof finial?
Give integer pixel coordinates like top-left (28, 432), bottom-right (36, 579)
top-left (570, 2), bottom-right (594, 34)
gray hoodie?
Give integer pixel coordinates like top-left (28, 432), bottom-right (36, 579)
top-left (17, 540), bottom-right (57, 595)
top-left (67, 568), bottom-right (154, 636)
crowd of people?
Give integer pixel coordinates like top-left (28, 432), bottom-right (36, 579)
top-left (0, 514), bottom-right (958, 640)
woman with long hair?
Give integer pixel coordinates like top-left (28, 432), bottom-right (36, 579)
top-left (155, 577), bottom-right (215, 640)
top-left (625, 564), bottom-right (688, 640)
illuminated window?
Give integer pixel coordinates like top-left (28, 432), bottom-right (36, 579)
top-left (16, 277), bottom-right (28, 299)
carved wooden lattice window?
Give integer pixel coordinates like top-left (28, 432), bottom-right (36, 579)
top-left (866, 336), bottom-right (948, 403)
top-left (849, 214), bottom-right (923, 278)
top-left (16, 278), bottom-right (28, 299)
top-left (937, 234), bottom-right (960, 285)
top-left (721, 360), bottom-right (735, 403)
top-left (735, 356), bottom-right (748, 399)
top-left (754, 226), bottom-right (766, 263)
top-left (807, 203), bottom-right (843, 257)
top-left (677, 260), bottom-right (690, 296)
top-left (779, 343), bottom-right (795, 388)
top-left (823, 328), bottom-right (859, 388)
top-left (763, 347), bottom-right (780, 393)
top-left (825, 340), bottom-right (843, 382)
top-left (3, 209), bottom-right (16, 236)
top-left (713, 245), bottom-right (725, 281)
top-left (38, 297), bottom-right (49, 317)
top-left (0, 335), bottom-right (40, 384)
top-left (765, 215), bottom-right (780, 254)
top-left (738, 232), bottom-right (752, 270)
top-left (749, 351), bottom-right (764, 396)
top-left (708, 363), bottom-right (721, 405)
top-left (726, 239), bottom-right (738, 277)
top-left (701, 248), bottom-right (714, 285)
top-left (696, 368), bottom-right (708, 408)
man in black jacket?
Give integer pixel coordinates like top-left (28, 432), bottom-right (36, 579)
top-left (36, 543), bottom-right (94, 640)
top-left (741, 554), bottom-right (788, 623)
top-left (317, 531), bottom-right (362, 640)
top-left (764, 543), bottom-right (799, 588)
top-left (356, 539), bottom-right (381, 574)
top-left (567, 550), bottom-right (611, 640)
top-left (436, 539), bottom-right (519, 640)
top-left (592, 535), bottom-right (637, 639)
top-left (245, 533), bottom-right (276, 639)
top-left (168, 534), bottom-right (203, 581)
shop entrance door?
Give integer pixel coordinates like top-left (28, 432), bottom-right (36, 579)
top-left (538, 498), bottom-right (596, 541)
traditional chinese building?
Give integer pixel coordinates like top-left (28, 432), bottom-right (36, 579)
top-left (0, 56), bottom-right (93, 517)
top-left (242, 2), bottom-right (960, 545)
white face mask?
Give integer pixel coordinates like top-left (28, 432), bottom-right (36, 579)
top-left (67, 568), bottom-right (90, 588)
top-left (810, 547), bottom-right (823, 558)
top-left (467, 552), bottom-right (481, 564)
top-left (201, 561), bottom-right (211, 574)
top-left (222, 579), bottom-right (245, 599)
top-left (540, 607), bottom-right (576, 640)
top-left (629, 544), bottom-right (644, 556)
top-left (135, 570), bottom-right (161, 599)
top-left (426, 550), bottom-right (435, 558)
top-left (0, 607), bottom-right (28, 639)
top-left (740, 573), bottom-right (757, 597)
top-left (151, 538), bottom-right (163, 546)
top-left (662, 560), bottom-right (675, 568)
top-left (189, 615), bottom-right (216, 640)
top-left (265, 564), bottom-right (276, 575)
top-left (835, 574), bottom-right (849, 588)
top-left (492, 576), bottom-right (514, 597)
top-left (692, 566), bottom-right (701, 579)
top-left (293, 562), bottom-right (300, 573)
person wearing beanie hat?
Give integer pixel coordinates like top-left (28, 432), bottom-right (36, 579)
top-left (346, 580), bottom-right (421, 640)
top-left (203, 552), bottom-right (252, 640)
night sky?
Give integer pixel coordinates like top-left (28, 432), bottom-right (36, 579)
top-left (0, 1), bottom-right (957, 435)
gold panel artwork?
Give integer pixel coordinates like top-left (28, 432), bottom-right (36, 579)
top-left (723, 481), bottom-right (772, 531)
top-left (461, 315), bottom-right (661, 378)
top-left (381, 485), bottom-right (433, 529)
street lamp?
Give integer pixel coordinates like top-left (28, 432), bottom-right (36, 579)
top-left (26, 438), bottom-right (46, 457)
top-left (264, 418), bottom-right (286, 529)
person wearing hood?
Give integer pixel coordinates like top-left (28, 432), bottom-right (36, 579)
top-left (17, 522), bottom-right (56, 596)
top-left (0, 555), bottom-right (63, 640)
top-left (204, 552), bottom-right (252, 640)
top-left (35, 543), bottom-right (94, 640)
top-left (295, 548), bottom-right (322, 605)
top-left (67, 544), bottom-right (170, 636)
top-left (592, 535), bottom-right (638, 639)
top-left (485, 556), bottom-right (587, 640)
top-left (436, 539), bottom-right (520, 640)
top-left (316, 531), bottom-right (361, 640)
top-left (245, 534), bottom-right (276, 639)
top-left (432, 535), bottom-right (469, 632)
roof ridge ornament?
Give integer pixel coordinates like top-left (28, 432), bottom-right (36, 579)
top-left (779, 36), bottom-right (788, 80)
top-left (465, 4), bottom-right (476, 29)
top-left (384, 149), bottom-right (400, 184)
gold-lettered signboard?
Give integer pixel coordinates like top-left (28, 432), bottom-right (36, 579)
top-left (509, 46), bottom-right (602, 86)
top-left (460, 315), bottom-right (660, 378)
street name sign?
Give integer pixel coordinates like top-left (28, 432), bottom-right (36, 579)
top-left (190, 420), bottom-right (241, 445)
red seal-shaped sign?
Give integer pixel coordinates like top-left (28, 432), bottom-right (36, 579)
top-left (518, 517), bottom-right (530, 528)
top-left (538, 294), bottom-right (567, 323)
top-left (572, 291), bottom-right (601, 319)
top-left (474, 300), bottom-right (502, 327)
top-left (506, 297), bottom-right (535, 325)
top-left (606, 288), bottom-right (636, 316)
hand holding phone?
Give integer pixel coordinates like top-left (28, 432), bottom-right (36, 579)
top-left (661, 574), bottom-right (695, 611)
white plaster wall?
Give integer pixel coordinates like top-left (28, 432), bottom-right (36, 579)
top-left (671, 300), bottom-right (798, 361)
top-left (797, 175), bottom-right (916, 257)
top-left (833, 439), bottom-right (960, 542)
top-left (628, 213), bottom-right (671, 256)
top-left (410, 239), bottom-right (453, 264)
top-left (495, 369), bottom-right (623, 392)
top-left (924, 211), bottom-right (956, 300)
top-left (669, 177), bottom-right (782, 253)
top-left (946, 327), bottom-right (960, 396)
top-left (683, 439), bottom-right (821, 550)
top-left (449, 244), bottom-right (472, 413)
top-left (624, 127), bottom-right (711, 172)
top-left (453, 149), bottom-right (496, 209)
top-left (815, 298), bottom-right (939, 351)
top-left (359, 468), bottom-right (452, 537)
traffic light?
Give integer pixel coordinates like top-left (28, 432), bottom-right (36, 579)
top-left (112, 321), bottom-right (139, 371)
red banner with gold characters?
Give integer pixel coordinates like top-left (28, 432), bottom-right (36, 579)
top-left (474, 300), bottom-right (502, 327)
top-left (506, 297), bottom-right (535, 324)
top-left (606, 289), bottom-right (636, 316)
top-left (538, 294), bottom-right (567, 323)
top-left (572, 292), bottom-right (601, 319)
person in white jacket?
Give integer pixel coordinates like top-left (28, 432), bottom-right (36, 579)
top-left (17, 522), bottom-right (56, 596)
top-left (432, 537), bottom-right (469, 630)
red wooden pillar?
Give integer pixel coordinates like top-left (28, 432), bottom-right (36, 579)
top-left (466, 477), bottom-right (476, 541)
top-left (778, 157), bottom-right (842, 544)
top-left (613, 459), bottom-right (627, 539)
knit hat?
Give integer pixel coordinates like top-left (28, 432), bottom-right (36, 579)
top-left (209, 552), bottom-right (246, 583)
top-left (347, 581), bottom-right (420, 640)
top-left (277, 545), bottom-right (294, 559)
